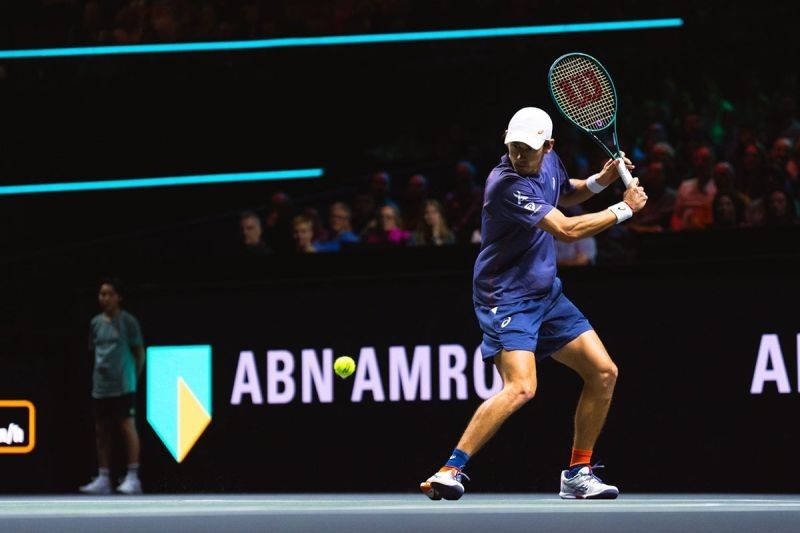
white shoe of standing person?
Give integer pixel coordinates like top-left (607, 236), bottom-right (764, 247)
top-left (79, 476), bottom-right (112, 495)
top-left (116, 476), bottom-right (143, 495)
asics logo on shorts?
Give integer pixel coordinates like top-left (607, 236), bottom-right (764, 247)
top-left (501, 317), bottom-right (512, 328)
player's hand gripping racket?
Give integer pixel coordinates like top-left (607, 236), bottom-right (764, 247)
top-left (548, 52), bottom-right (634, 188)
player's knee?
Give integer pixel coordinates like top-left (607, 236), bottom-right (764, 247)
top-left (596, 362), bottom-right (618, 393)
top-left (506, 380), bottom-right (537, 405)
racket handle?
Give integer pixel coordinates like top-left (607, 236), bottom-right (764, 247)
top-left (616, 158), bottom-right (634, 189)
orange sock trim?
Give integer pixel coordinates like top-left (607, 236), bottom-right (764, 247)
top-left (570, 448), bottom-right (593, 467)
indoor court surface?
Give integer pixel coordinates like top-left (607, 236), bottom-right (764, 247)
top-left (1, 494), bottom-right (799, 532)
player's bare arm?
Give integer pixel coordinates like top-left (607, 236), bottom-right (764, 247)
top-left (559, 153), bottom-right (634, 208)
top-left (538, 178), bottom-right (648, 242)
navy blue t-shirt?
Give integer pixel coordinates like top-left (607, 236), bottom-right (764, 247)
top-left (473, 152), bottom-right (574, 306)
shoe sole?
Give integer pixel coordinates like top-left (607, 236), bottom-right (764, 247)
top-left (430, 481), bottom-right (464, 500)
top-left (559, 489), bottom-right (619, 500)
top-left (419, 482), bottom-right (442, 500)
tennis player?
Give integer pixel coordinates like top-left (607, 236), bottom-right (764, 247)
top-left (420, 107), bottom-right (647, 500)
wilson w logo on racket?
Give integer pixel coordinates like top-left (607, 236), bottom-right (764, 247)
top-left (548, 53), bottom-right (632, 187)
top-left (554, 70), bottom-right (604, 109)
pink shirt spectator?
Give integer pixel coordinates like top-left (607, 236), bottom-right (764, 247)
top-left (365, 227), bottom-right (410, 245)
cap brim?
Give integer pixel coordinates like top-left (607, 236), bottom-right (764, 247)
top-left (504, 132), bottom-right (546, 150)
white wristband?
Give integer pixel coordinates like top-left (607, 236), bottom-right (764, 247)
top-left (586, 173), bottom-right (607, 194)
top-left (608, 201), bottom-right (633, 223)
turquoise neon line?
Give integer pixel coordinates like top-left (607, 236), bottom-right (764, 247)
top-left (0, 19), bottom-right (684, 59)
top-left (0, 168), bottom-right (323, 195)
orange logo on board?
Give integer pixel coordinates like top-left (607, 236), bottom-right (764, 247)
top-left (0, 400), bottom-right (36, 454)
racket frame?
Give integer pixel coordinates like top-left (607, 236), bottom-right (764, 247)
top-left (547, 52), bottom-right (634, 188)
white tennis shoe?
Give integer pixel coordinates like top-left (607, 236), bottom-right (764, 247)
top-left (79, 476), bottom-right (112, 495)
top-left (420, 467), bottom-right (470, 500)
top-left (116, 476), bottom-right (143, 495)
top-left (559, 465), bottom-right (619, 499)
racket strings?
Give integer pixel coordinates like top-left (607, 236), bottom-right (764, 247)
top-left (550, 56), bottom-right (616, 131)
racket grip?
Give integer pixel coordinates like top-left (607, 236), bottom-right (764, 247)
top-left (616, 159), bottom-right (634, 189)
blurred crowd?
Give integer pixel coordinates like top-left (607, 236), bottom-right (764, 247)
top-left (238, 162), bottom-right (480, 257)
top-left (239, 88), bottom-right (800, 263)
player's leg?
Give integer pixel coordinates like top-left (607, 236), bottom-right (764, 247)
top-left (116, 394), bottom-right (143, 494)
top-left (553, 330), bottom-right (618, 455)
top-left (79, 404), bottom-right (113, 494)
top-left (455, 350), bottom-right (538, 454)
top-left (420, 349), bottom-right (537, 500)
top-left (552, 330), bottom-right (620, 499)
top-left (96, 419), bottom-right (112, 471)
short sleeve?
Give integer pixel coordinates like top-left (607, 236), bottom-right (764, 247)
top-left (489, 175), bottom-right (553, 229)
top-left (125, 314), bottom-right (144, 347)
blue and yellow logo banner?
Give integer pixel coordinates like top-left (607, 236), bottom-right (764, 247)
top-left (146, 345), bottom-right (212, 462)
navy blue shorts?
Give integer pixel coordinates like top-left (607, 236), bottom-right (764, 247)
top-left (474, 278), bottom-right (592, 361)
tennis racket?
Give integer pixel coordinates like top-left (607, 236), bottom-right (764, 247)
top-left (548, 52), bottom-right (634, 189)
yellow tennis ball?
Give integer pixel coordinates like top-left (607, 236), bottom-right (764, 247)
top-left (334, 356), bottom-right (356, 379)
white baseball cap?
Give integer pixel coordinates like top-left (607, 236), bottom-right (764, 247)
top-left (504, 107), bottom-right (553, 150)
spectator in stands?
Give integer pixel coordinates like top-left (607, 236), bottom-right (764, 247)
top-left (264, 192), bottom-right (295, 253)
top-left (628, 161), bottom-right (677, 233)
top-left (742, 198), bottom-right (766, 228)
top-left (712, 161), bottom-right (750, 206)
top-left (316, 202), bottom-right (360, 252)
top-left (443, 160), bottom-right (483, 243)
top-left (736, 142), bottom-right (768, 200)
top-left (555, 207), bottom-right (597, 266)
top-left (647, 141), bottom-right (679, 188)
top-left (763, 188), bottom-right (798, 226)
top-left (363, 205), bottom-right (410, 246)
top-left (675, 113), bottom-right (713, 178)
top-left (410, 200), bottom-right (455, 246)
top-left (402, 174), bottom-right (429, 232)
top-left (350, 189), bottom-right (377, 236)
top-left (239, 210), bottom-right (271, 256)
top-left (292, 215), bottom-right (317, 253)
top-left (767, 137), bottom-right (796, 190)
top-left (368, 170), bottom-right (399, 210)
top-left (351, 170), bottom-right (398, 236)
top-left (671, 145), bottom-right (717, 231)
top-left (710, 191), bottom-right (745, 229)
top-left (632, 122), bottom-right (669, 167)
top-left (80, 278), bottom-right (144, 495)
top-left (302, 206), bottom-right (330, 243)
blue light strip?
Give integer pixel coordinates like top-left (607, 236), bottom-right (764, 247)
top-left (0, 18), bottom-right (683, 59)
top-left (0, 168), bottom-right (324, 195)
